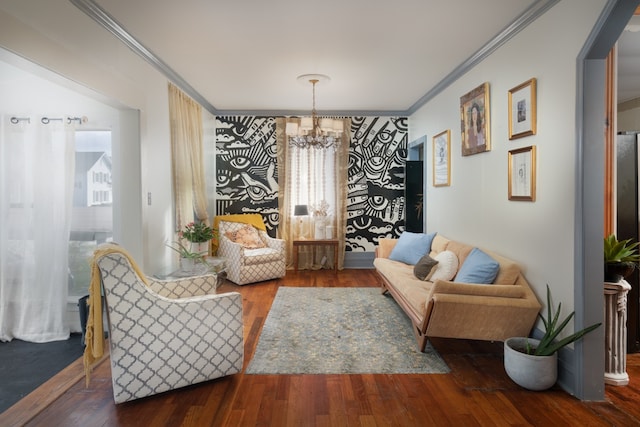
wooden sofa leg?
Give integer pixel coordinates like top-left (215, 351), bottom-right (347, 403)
top-left (380, 281), bottom-right (389, 295)
top-left (414, 326), bottom-right (428, 353)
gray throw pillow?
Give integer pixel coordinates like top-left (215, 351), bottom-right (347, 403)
top-left (413, 254), bottom-right (439, 280)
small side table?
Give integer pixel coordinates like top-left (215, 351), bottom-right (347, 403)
top-left (155, 256), bottom-right (227, 289)
top-left (293, 239), bottom-right (338, 272)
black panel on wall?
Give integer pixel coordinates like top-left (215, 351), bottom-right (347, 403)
top-left (405, 161), bottom-right (423, 232)
top-left (215, 116), bottom-right (279, 237)
top-left (616, 132), bottom-right (640, 353)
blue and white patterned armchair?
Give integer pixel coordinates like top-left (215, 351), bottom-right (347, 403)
top-left (217, 220), bottom-right (286, 285)
top-left (94, 250), bottom-right (244, 404)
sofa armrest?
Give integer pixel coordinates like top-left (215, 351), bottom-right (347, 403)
top-left (429, 279), bottom-right (526, 299)
top-left (430, 292), bottom-right (540, 309)
top-left (424, 291), bottom-right (541, 341)
top-left (375, 238), bottom-right (398, 259)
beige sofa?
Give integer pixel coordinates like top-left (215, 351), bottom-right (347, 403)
top-left (374, 234), bottom-right (541, 352)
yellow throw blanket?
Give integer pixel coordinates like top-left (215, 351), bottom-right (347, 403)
top-left (212, 213), bottom-right (267, 254)
top-left (83, 243), bottom-right (147, 386)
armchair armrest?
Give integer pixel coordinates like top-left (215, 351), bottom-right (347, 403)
top-left (219, 235), bottom-right (246, 259)
top-left (146, 274), bottom-right (217, 299)
top-left (260, 231), bottom-right (285, 252)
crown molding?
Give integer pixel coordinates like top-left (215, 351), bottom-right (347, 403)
top-left (405, 0), bottom-right (559, 115)
top-left (71, 0), bottom-right (557, 117)
top-left (69, 0), bottom-right (218, 115)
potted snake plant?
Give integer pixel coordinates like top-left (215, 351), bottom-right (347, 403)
top-left (604, 234), bottom-right (640, 283)
top-left (504, 285), bottom-right (601, 391)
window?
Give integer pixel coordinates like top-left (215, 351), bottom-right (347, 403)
top-left (68, 130), bottom-right (113, 298)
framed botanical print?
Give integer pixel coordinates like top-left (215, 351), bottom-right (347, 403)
top-left (433, 130), bottom-right (451, 187)
top-left (508, 145), bottom-right (536, 201)
top-left (460, 82), bottom-right (490, 156)
top-left (508, 78), bottom-right (537, 139)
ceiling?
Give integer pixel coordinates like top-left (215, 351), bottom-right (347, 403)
top-left (90, 0), bottom-right (538, 113)
top-left (1, 0), bottom-right (638, 114)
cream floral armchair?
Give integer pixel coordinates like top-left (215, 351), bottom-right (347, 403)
top-left (217, 220), bottom-right (286, 285)
top-left (94, 248), bottom-right (244, 403)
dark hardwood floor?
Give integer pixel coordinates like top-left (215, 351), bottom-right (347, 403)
top-left (3, 269), bottom-right (640, 426)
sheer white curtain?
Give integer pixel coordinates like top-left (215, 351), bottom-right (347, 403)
top-left (0, 116), bottom-right (75, 342)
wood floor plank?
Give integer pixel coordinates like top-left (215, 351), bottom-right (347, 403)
top-left (3, 269), bottom-right (640, 426)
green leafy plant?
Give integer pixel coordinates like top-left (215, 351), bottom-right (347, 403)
top-left (166, 240), bottom-right (207, 261)
top-left (604, 234), bottom-right (640, 264)
top-left (179, 221), bottom-right (215, 243)
top-left (525, 284), bottom-right (601, 356)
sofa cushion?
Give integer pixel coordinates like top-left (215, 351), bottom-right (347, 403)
top-left (444, 240), bottom-right (474, 266)
top-left (376, 238), bottom-right (398, 259)
top-left (374, 257), bottom-right (432, 317)
top-left (389, 231), bottom-right (436, 265)
top-left (488, 251), bottom-right (521, 285)
top-left (243, 247), bottom-right (282, 265)
top-left (455, 248), bottom-right (500, 284)
top-left (413, 254), bottom-right (439, 280)
top-left (430, 235), bottom-right (450, 254)
top-left (427, 250), bottom-right (458, 281)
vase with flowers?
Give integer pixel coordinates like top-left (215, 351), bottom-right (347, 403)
top-left (168, 221), bottom-right (216, 271)
top-left (179, 221), bottom-right (215, 256)
top-left (166, 240), bottom-right (204, 272)
top-left (310, 200), bottom-right (330, 240)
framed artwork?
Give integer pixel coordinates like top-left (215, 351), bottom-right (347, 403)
top-left (508, 78), bottom-right (537, 139)
top-left (432, 130), bottom-right (451, 187)
top-left (460, 82), bottom-right (490, 156)
top-left (508, 145), bottom-right (536, 201)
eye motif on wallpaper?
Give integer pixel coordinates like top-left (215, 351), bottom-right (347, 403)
top-left (215, 116), bottom-right (279, 235)
top-left (347, 117), bottom-right (408, 252)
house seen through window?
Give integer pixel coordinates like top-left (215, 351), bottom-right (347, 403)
top-left (68, 130), bottom-right (113, 298)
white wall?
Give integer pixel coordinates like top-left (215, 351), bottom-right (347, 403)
top-left (410, 0), bottom-right (605, 320)
top-left (618, 103), bottom-right (640, 131)
top-left (0, 1), bottom-right (184, 275)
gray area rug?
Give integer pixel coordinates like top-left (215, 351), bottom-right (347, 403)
top-left (246, 287), bottom-right (450, 375)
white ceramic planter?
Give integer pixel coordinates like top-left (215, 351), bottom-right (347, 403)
top-left (504, 337), bottom-right (557, 391)
top-left (189, 240), bottom-right (210, 256)
top-left (181, 257), bottom-right (196, 272)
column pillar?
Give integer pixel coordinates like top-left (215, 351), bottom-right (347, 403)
top-left (604, 279), bottom-right (631, 386)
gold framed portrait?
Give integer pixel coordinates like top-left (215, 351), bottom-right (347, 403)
top-left (460, 82), bottom-right (490, 156)
top-left (508, 78), bottom-right (537, 140)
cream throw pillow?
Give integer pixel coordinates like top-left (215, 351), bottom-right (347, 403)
top-left (426, 250), bottom-right (459, 282)
top-left (225, 225), bottom-right (266, 249)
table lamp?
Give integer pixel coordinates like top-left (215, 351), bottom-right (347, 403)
top-left (294, 204), bottom-right (309, 239)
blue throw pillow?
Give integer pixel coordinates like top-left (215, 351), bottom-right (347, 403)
top-left (455, 248), bottom-right (500, 284)
top-left (388, 232), bottom-right (436, 265)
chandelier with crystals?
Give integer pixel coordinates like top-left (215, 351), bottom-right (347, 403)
top-left (286, 74), bottom-right (344, 150)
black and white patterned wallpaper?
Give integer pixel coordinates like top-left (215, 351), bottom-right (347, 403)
top-left (215, 116), bottom-right (279, 236)
top-left (215, 116), bottom-right (408, 250)
top-left (346, 117), bottom-right (408, 252)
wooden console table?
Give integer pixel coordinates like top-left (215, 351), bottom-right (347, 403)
top-left (293, 239), bottom-right (338, 272)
